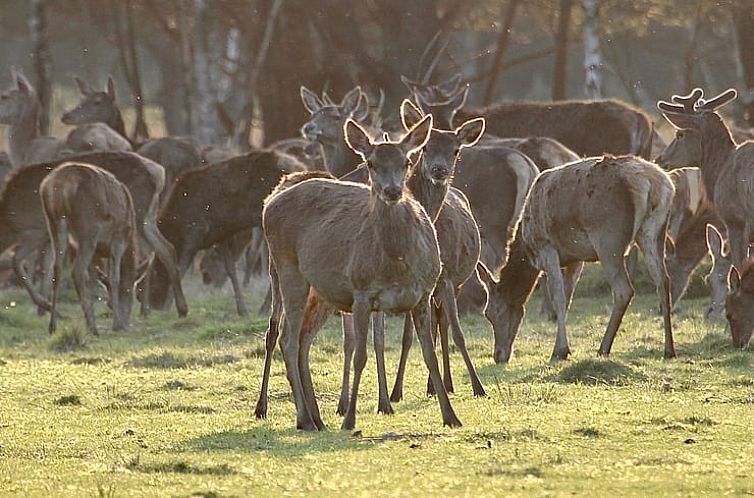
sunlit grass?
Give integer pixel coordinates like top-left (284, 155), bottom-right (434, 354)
top-left (0, 265), bottom-right (753, 497)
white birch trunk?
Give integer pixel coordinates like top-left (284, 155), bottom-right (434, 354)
top-left (583, 0), bottom-right (603, 99)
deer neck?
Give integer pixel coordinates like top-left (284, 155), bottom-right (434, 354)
top-left (321, 138), bottom-right (359, 178)
top-left (110, 109), bottom-right (130, 145)
top-left (406, 165), bottom-right (447, 222)
top-left (696, 118), bottom-right (735, 202)
top-left (370, 193), bottom-right (422, 260)
top-left (496, 235), bottom-right (541, 306)
top-left (6, 104), bottom-right (40, 166)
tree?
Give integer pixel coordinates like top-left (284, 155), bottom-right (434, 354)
top-left (582, 0), bottom-right (602, 99)
top-left (29, 0), bottom-right (52, 135)
top-left (552, 0), bottom-right (573, 100)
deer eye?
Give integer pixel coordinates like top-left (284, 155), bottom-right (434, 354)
top-left (676, 130), bottom-right (685, 139)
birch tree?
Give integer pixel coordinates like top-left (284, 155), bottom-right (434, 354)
top-left (582, 0), bottom-right (603, 99)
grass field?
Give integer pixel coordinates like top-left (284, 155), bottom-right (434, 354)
top-left (1, 268), bottom-right (753, 497)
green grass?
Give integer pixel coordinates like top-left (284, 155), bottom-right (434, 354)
top-left (1, 267), bottom-right (753, 497)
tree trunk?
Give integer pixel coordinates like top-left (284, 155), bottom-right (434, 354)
top-left (124, 0), bottom-right (149, 140)
top-left (552, 0), bottom-right (573, 100)
top-left (483, 0), bottom-right (522, 106)
top-left (582, 0), bottom-right (602, 99)
top-left (176, 0), bottom-right (195, 136)
top-left (193, 0), bottom-right (224, 145)
top-left (29, 0), bottom-right (53, 135)
top-left (732, 0), bottom-right (754, 126)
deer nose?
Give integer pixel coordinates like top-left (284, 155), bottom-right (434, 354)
top-left (383, 186), bottom-right (402, 201)
top-left (301, 122), bottom-right (318, 139)
top-left (430, 164), bottom-right (449, 180)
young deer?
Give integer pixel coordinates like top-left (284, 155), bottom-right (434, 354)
top-left (477, 156), bottom-right (675, 362)
top-left (262, 115), bottom-right (461, 431)
top-left (41, 163), bottom-right (138, 334)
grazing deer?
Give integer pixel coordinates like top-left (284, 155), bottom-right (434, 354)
top-left (0, 71), bottom-right (67, 167)
top-left (657, 88), bottom-right (754, 275)
top-left (41, 163), bottom-right (138, 335)
top-left (0, 151), bottom-right (188, 317)
top-left (705, 224), bottom-right (732, 319)
top-left (725, 259), bottom-right (754, 349)
top-left (62, 75), bottom-right (204, 192)
top-left (477, 156), bottom-right (675, 363)
top-left (146, 150), bottom-right (306, 314)
top-left (262, 116), bottom-right (461, 431)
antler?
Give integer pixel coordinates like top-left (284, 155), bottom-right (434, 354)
top-left (698, 89), bottom-right (737, 111)
top-left (671, 88), bottom-right (703, 112)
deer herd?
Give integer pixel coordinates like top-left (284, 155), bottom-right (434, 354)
top-left (1, 65), bottom-right (753, 431)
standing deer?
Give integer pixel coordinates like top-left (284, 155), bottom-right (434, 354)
top-left (263, 115), bottom-right (461, 431)
top-left (41, 163), bottom-right (138, 335)
top-left (0, 71), bottom-right (67, 167)
top-left (477, 156), bottom-right (675, 363)
top-left (657, 88), bottom-right (754, 275)
top-left (0, 151), bottom-right (188, 317)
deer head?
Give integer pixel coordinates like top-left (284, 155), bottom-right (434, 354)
top-left (344, 114), bottom-right (432, 205)
top-left (413, 85), bottom-right (469, 130)
top-left (476, 261), bottom-right (526, 364)
top-left (0, 71), bottom-right (38, 125)
top-left (300, 86), bottom-right (362, 145)
top-left (399, 99), bottom-right (484, 185)
top-left (726, 260), bottom-right (754, 349)
top-left (61, 76), bottom-right (118, 125)
top-left (657, 88), bottom-right (737, 147)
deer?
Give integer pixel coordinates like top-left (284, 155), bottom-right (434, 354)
top-left (0, 151), bottom-right (188, 318)
top-left (62, 75), bottom-right (204, 193)
top-left (477, 155), bottom-right (675, 363)
top-left (262, 115), bottom-right (462, 431)
top-left (657, 88), bottom-right (754, 276)
top-left (0, 71), bottom-right (67, 167)
top-left (705, 224), bottom-right (732, 319)
top-left (725, 258), bottom-right (754, 349)
top-left (41, 163), bottom-right (138, 335)
top-left (145, 150), bottom-right (306, 315)
top-left (405, 73), bottom-right (654, 159)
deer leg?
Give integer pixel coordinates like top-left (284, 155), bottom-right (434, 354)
top-left (342, 295), bottom-right (371, 431)
top-left (48, 223), bottom-right (68, 335)
top-left (259, 284), bottom-right (273, 315)
top-left (337, 314), bottom-right (354, 416)
top-left (12, 240), bottom-right (53, 313)
top-left (277, 268), bottom-right (316, 431)
top-left (243, 228), bottom-right (262, 286)
top-left (373, 312), bottom-right (393, 415)
top-left (36, 245), bottom-right (54, 316)
top-left (638, 231), bottom-right (675, 359)
top-left (426, 302), bottom-right (451, 396)
top-left (298, 297), bottom-right (332, 431)
top-left (140, 222), bottom-right (189, 317)
top-left (389, 312), bottom-right (414, 403)
top-left (254, 261), bottom-right (283, 420)
top-left (540, 249), bottom-right (570, 362)
top-left (413, 296), bottom-right (462, 428)
top-left (563, 262), bottom-right (584, 310)
top-left (442, 280), bottom-right (486, 397)
top-left (539, 274), bottom-right (557, 322)
top-left (219, 241), bottom-right (248, 316)
top-left (71, 239), bottom-right (99, 336)
top-left (109, 241), bottom-right (127, 331)
top-left (596, 249), bottom-right (634, 357)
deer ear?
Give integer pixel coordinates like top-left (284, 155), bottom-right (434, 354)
top-left (74, 76), bottom-right (93, 96)
top-left (300, 86), bottom-right (323, 114)
top-left (400, 114), bottom-right (432, 158)
top-left (344, 119), bottom-right (373, 160)
top-left (321, 91), bottom-right (335, 106)
top-left (353, 93), bottom-right (370, 122)
top-left (706, 224), bottom-right (724, 259)
top-left (456, 117), bottom-right (485, 148)
top-left (729, 266), bottom-right (742, 292)
top-left (341, 86), bottom-right (362, 116)
top-left (437, 73), bottom-right (463, 96)
top-left (400, 99), bottom-right (424, 131)
top-left (445, 85), bottom-right (469, 112)
top-left (660, 109), bottom-right (699, 130)
top-left (476, 261), bottom-right (497, 290)
top-left (15, 73), bottom-right (32, 95)
top-left (106, 76), bottom-right (116, 100)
